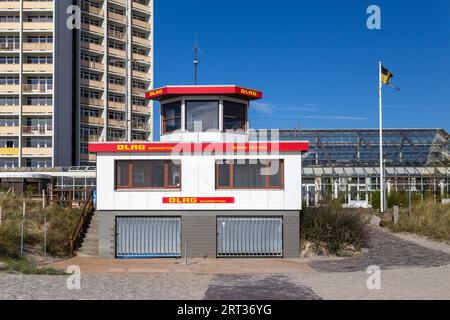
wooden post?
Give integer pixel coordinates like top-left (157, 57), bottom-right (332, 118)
top-left (393, 205), bottom-right (399, 224)
top-left (42, 189), bottom-right (46, 208)
top-left (0, 206), bottom-right (2, 226)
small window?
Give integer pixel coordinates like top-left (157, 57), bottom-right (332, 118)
top-left (186, 100), bottom-right (219, 132)
top-left (162, 101), bottom-right (181, 134)
top-left (115, 160), bottom-right (181, 189)
top-left (223, 100), bottom-right (247, 131)
top-left (216, 160), bottom-right (284, 189)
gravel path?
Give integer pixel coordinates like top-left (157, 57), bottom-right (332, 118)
top-left (309, 226), bottom-right (450, 272)
top-left (0, 273), bottom-right (212, 300)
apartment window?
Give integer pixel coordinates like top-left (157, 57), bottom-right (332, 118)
top-left (26, 158), bottom-right (52, 168)
top-left (27, 36), bottom-right (53, 43)
top-left (81, 71), bottom-right (100, 81)
top-left (216, 160), bottom-right (284, 189)
top-left (115, 160), bottom-right (181, 190)
top-left (26, 56), bottom-right (53, 64)
top-left (0, 56), bottom-right (19, 64)
top-left (223, 100), bottom-right (247, 131)
top-left (25, 138), bottom-right (52, 148)
top-left (132, 132), bottom-right (147, 141)
top-left (108, 94), bottom-right (124, 103)
top-left (132, 98), bottom-right (146, 106)
top-left (26, 97), bottom-right (52, 106)
top-left (81, 90), bottom-right (100, 99)
top-left (0, 97), bottom-right (19, 106)
top-left (81, 53), bottom-right (100, 62)
top-left (26, 15), bottom-right (53, 23)
top-left (108, 111), bottom-right (124, 121)
top-left (0, 138), bottom-right (18, 148)
top-left (81, 35), bottom-right (99, 44)
top-left (0, 117), bottom-right (19, 127)
top-left (186, 100), bottom-right (219, 132)
top-left (161, 101), bottom-right (181, 134)
top-left (0, 76), bottom-right (19, 85)
top-left (0, 16), bottom-right (19, 23)
top-left (81, 108), bottom-right (100, 117)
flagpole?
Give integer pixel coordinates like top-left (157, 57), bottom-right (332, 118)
top-left (379, 61), bottom-right (384, 213)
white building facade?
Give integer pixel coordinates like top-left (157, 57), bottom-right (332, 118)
top-left (90, 86), bottom-right (308, 258)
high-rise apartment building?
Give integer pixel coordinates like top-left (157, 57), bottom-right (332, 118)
top-left (0, 0), bottom-right (153, 168)
top-left (77, 0), bottom-right (153, 166)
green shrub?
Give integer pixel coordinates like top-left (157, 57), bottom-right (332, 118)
top-left (387, 201), bottom-right (450, 243)
top-left (301, 205), bottom-right (369, 256)
top-left (1, 257), bottom-right (67, 275)
top-left (46, 205), bottom-right (80, 256)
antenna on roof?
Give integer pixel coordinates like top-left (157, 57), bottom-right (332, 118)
top-left (193, 34), bottom-right (203, 85)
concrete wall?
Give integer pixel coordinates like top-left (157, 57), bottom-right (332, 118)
top-left (53, 0), bottom-right (75, 166)
top-left (98, 210), bottom-right (301, 259)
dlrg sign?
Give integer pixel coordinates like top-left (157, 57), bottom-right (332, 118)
top-left (163, 197), bottom-right (235, 204)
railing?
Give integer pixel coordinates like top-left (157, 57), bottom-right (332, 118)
top-left (23, 83), bottom-right (53, 92)
top-left (22, 126), bottom-right (53, 134)
top-left (68, 190), bottom-right (95, 256)
top-left (132, 122), bottom-right (151, 130)
top-left (0, 43), bottom-right (20, 50)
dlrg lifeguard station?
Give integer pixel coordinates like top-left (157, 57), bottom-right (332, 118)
top-left (89, 85), bottom-right (309, 259)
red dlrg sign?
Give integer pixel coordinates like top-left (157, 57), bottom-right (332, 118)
top-left (163, 197), bottom-right (235, 204)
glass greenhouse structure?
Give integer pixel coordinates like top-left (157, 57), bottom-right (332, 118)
top-left (251, 129), bottom-right (450, 208)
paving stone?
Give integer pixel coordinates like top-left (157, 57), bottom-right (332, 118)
top-left (204, 274), bottom-right (322, 300)
top-left (309, 227), bottom-right (450, 273)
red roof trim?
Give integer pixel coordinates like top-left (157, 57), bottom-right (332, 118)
top-left (88, 142), bottom-right (308, 153)
top-left (145, 86), bottom-right (263, 101)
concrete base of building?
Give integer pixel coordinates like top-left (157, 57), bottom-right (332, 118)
top-left (98, 210), bottom-right (301, 259)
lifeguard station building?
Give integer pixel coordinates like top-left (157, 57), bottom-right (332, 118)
top-left (89, 85), bottom-right (309, 259)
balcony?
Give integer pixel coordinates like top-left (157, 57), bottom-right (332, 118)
top-left (0, 85), bottom-right (20, 93)
top-left (108, 119), bottom-right (126, 128)
top-left (80, 97), bottom-right (105, 108)
top-left (108, 65), bottom-right (126, 75)
top-left (80, 153), bottom-right (97, 162)
top-left (109, 47), bottom-right (126, 58)
top-left (81, 60), bottom-right (104, 71)
top-left (132, 87), bottom-right (148, 95)
top-left (132, 53), bottom-right (151, 63)
top-left (81, 135), bottom-right (103, 142)
top-left (23, 84), bottom-right (53, 93)
top-left (132, 122), bottom-right (151, 131)
top-left (133, 70), bottom-right (151, 80)
top-left (82, 23), bottom-right (104, 35)
top-left (81, 41), bottom-right (104, 53)
top-left (108, 30), bottom-right (126, 41)
top-left (23, 1), bottom-right (54, 10)
top-left (0, 148), bottom-right (19, 156)
top-left (0, 64), bottom-right (20, 73)
top-left (0, 106), bottom-right (19, 114)
top-left (0, 126), bottom-right (20, 135)
top-left (132, 1), bottom-right (151, 14)
top-left (23, 43), bottom-right (53, 51)
top-left (81, 116), bottom-right (105, 125)
top-left (0, 23), bottom-right (20, 31)
top-left (81, 4), bottom-right (104, 16)
top-left (108, 101), bottom-right (126, 111)
top-left (23, 64), bottom-right (53, 73)
top-left (22, 126), bottom-right (53, 135)
top-left (132, 19), bottom-right (151, 30)
top-left (108, 83), bottom-right (126, 93)
top-left (22, 147), bottom-right (53, 156)
top-left (23, 22), bottom-right (54, 31)
top-left (132, 105), bottom-right (150, 114)
top-left (132, 36), bottom-right (151, 47)
top-left (81, 79), bottom-right (105, 89)
top-left (0, 2), bottom-right (20, 10)
top-left (108, 136), bottom-right (127, 142)
top-left (22, 105), bottom-right (53, 114)
top-left (108, 12), bottom-right (126, 24)
top-left (0, 43), bottom-right (20, 51)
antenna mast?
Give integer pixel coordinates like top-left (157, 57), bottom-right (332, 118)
top-left (194, 34), bottom-right (200, 85)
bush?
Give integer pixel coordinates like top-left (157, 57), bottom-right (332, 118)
top-left (46, 205), bottom-right (80, 256)
top-left (1, 257), bottom-right (67, 275)
top-left (387, 200), bottom-right (450, 243)
top-left (0, 220), bottom-right (21, 257)
top-left (301, 205), bottom-right (369, 256)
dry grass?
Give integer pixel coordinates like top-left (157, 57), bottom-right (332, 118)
top-left (0, 193), bottom-right (81, 258)
top-left (387, 201), bottom-right (450, 243)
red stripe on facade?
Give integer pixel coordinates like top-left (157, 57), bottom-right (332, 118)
top-left (88, 142), bottom-right (309, 153)
top-left (145, 86), bottom-right (263, 100)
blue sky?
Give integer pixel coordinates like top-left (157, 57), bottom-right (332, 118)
top-left (153, 0), bottom-right (450, 138)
